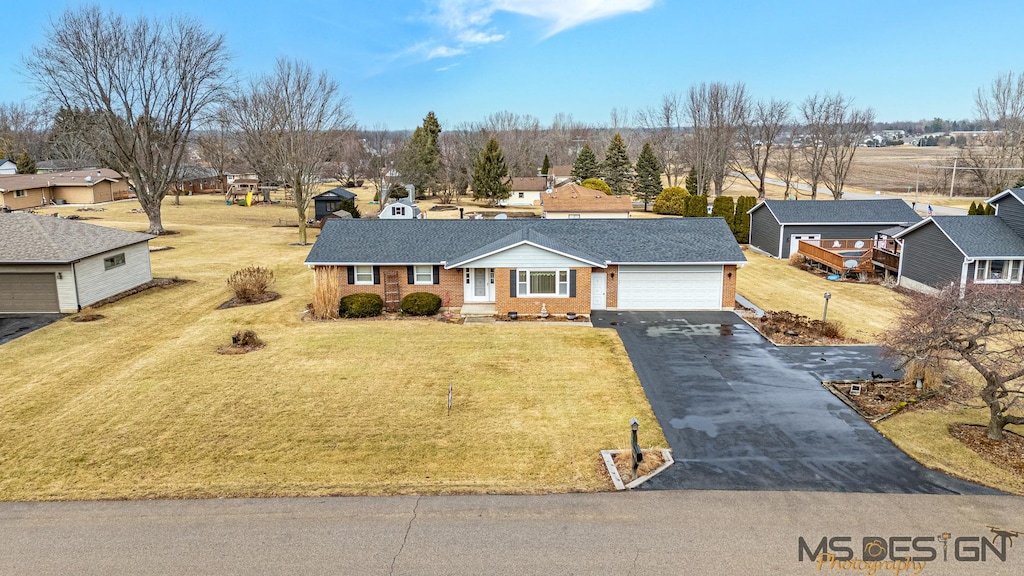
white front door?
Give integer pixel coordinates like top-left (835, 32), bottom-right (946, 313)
top-left (591, 272), bottom-right (607, 310)
top-left (464, 268), bottom-right (495, 303)
top-left (789, 233), bottom-right (820, 256)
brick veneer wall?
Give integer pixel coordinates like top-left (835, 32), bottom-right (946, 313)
top-left (722, 264), bottom-right (737, 309)
top-left (604, 265), bottom-right (619, 309)
top-left (494, 267), bottom-right (593, 316)
top-left (314, 265), bottom-right (465, 308)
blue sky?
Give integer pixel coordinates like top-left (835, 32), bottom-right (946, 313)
top-left (5, 1), bottom-right (1024, 130)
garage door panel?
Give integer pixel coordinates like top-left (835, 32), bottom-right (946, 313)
top-left (0, 273), bottom-right (60, 313)
top-left (617, 268), bottom-right (722, 310)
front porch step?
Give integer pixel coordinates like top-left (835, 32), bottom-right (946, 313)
top-left (460, 303), bottom-right (496, 317)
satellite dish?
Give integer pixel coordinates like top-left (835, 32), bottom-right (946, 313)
top-left (494, 213), bottom-right (508, 220)
top-left (844, 259), bottom-right (859, 268)
top-left (853, 240), bottom-right (865, 248)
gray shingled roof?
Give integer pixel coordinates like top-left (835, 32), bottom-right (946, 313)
top-left (305, 218), bottom-right (746, 266)
top-left (988, 187), bottom-right (1024, 205)
top-left (449, 228), bottom-right (605, 267)
top-left (314, 187), bottom-right (357, 200)
top-left (926, 216), bottom-right (1024, 258)
top-left (0, 213), bottom-right (155, 263)
top-left (755, 199), bottom-right (921, 224)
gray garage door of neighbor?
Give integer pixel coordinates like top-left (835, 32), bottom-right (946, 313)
top-left (617, 265), bottom-right (722, 310)
top-left (0, 273), bottom-right (61, 313)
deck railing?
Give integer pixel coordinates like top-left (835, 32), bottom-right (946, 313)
top-left (797, 239), bottom-right (876, 273)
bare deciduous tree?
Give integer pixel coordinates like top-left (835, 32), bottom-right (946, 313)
top-left (362, 124), bottom-right (404, 204)
top-left (545, 113), bottom-right (592, 166)
top-left (231, 58), bottom-right (352, 244)
top-left (687, 82), bottom-right (747, 198)
top-left (960, 72), bottom-right (1024, 194)
top-left (771, 131), bottom-right (800, 199)
top-left (798, 94), bottom-right (831, 200)
top-left (635, 93), bottom-right (686, 187)
top-left (883, 284), bottom-right (1024, 441)
top-left (0, 102), bottom-right (48, 163)
top-left (820, 95), bottom-right (873, 200)
top-left (735, 98), bottom-right (790, 199)
top-left (481, 111), bottom-right (541, 177)
top-left (26, 6), bottom-right (230, 234)
top-left (194, 108), bottom-right (237, 199)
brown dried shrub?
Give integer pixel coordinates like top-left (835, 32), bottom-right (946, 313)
top-left (227, 266), bottom-right (275, 302)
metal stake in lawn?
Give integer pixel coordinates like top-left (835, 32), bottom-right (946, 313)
top-left (822, 292), bottom-right (831, 323)
top-left (447, 383), bottom-right (453, 416)
top-left (630, 417), bottom-right (643, 478)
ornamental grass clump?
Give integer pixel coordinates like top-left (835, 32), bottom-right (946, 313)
top-left (227, 266), bottom-right (275, 302)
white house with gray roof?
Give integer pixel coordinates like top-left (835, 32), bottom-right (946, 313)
top-left (305, 218), bottom-right (746, 315)
top-left (0, 213), bottom-right (154, 313)
top-left (894, 189), bottom-right (1024, 293)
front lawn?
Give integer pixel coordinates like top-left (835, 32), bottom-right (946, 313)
top-left (736, 250), bottom-right (902, 342)
top-left (0, 196), bottom-right (662, 501)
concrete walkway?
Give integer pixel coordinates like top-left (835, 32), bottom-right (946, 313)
top-left (2, 491), bottom-right (1022, 575)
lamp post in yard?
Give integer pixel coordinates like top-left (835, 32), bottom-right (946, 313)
top-left (822, 292), bottom-right (832, 323)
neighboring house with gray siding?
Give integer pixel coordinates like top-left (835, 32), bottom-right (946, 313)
top-left (0, 213), bottom-right (154, 313)
top-left (894, 189), bottom-right (1024, 293)
top-left (747, 199), bottom-right (920, 258)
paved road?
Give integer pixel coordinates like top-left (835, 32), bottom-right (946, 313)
top-left (592, 311), bottom-right (995, 494)
top-left (2, 491), bottom-right (1022, 575)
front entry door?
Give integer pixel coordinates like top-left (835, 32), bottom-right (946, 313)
top-left (591, 272), bottom-right (607, 310)
top-left (464, 268), bottom-right (495, 303)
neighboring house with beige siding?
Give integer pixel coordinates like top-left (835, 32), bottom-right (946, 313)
top-left (0, 213), bottom-right (154, 313)
top-left (0, 168), bottom-right (130, 210)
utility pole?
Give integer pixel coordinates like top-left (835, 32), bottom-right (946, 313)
top-left (949, 154), bottom-right (958, 198)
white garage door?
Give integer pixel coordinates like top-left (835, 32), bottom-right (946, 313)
top-left (0, 273), bottom-right (60, 313)
top-left (617, 266), bottom-right (722, 310)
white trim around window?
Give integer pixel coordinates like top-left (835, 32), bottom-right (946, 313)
top-left (414, 265), bottom-right (433, 284)
top-left (974, 259), bottom-right (1023, 283)
top-left (354, 265), bottom-right (374, 284)
top-left (517, 269), bottom-right (570, 296)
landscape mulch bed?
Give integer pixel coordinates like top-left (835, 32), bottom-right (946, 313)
top-left (303, 310), bottom-right (464, 323)
top-left (70, 314), bottom-right (105, 323)
top-left (599, 449), bottom-right (668, 485)
top-left (85, 277), bottom-right (191, 309)
top-left (950, 424), bottom-right (1024, 481)
top-left (828, 379), bottom-right (941, 420)
top-left (744, 309), bottom-right (861, 345)
top-left (216, 343), bottom-right (265, 355)
top-left (217, 292), bottom-right (281, 310)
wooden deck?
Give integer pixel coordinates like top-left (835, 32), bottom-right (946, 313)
top-left (797, 239), bottom-right (876, 274)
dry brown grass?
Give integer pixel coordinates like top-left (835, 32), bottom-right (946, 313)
top-left (737, 250), bottom-right (901, 342)
top-left (311, 267), bottom-right (343, 319)
top-left (0, 195), bottom-right (663, 501)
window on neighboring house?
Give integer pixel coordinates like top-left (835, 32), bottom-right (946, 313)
top-left (14, 190), bottom-right (27, 198)
top-left (414, 265), bottom-right (433, 284)
top-left (518, 192), bottom-right (524, 198)
top-left (517, 270), bottom-right (569, 296)
top-left (393, 206), bottom-right (405, 216)
top-left (324, 200), bottom-right (340, 213)
top-left (568, 214), bottom-right (581, 219)
top-left (975, 259), bottom-right (1023, 283)
top-left (104, 253), bottom-right (126, 270)
top-left (354, 265), bottom-right (373, 284)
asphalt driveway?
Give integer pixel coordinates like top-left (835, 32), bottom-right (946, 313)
top-left (593, 311), bottom-right (996, 494)
top-left (0, 314), bottom-right (64, 346)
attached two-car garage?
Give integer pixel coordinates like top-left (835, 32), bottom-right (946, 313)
top-left (616, 265), bottom-right (724, 310)
top-left (0, 273), bottom-right (60, 313)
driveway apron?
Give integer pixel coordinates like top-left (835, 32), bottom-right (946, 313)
top-left (593, 311), bottom-right (995, 494)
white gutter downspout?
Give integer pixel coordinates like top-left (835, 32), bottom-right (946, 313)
top-left (959, 259), bottom-right (972, 298)
top-left (894, 237), bottom-right (905, 285)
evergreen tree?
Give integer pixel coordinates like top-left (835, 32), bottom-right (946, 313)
top-left (653, 186), bottom-right (689, 215)
top-left (14, 150), bottom-right (36, 174)
top-left (634, 142), bottom-right (662, 211)
top-left (472, 136), bottom-right (511, 202)
top-left (541, 154), bottom-right (550, 176)
top-left (398, 112), bottom-right (442, 197)
top-left (685, 166), bottom-right (709, 195)
top-left (968, 201), bottom-right (979, 215)
top-left (686, 194), bottom-right (709, 217)
top-left (733, 196), bottom-right (757, 242)
top-left (581, 178), bottom-right (611, 194)
top-left (711, 196), bottom-right (735, 228)
top-left (570, 144), bottom-right (599, 182)
top-left (602, 133), bottom-right (633, 196)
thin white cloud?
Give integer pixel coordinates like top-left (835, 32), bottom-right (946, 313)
top-left (427, 45), bottom-right (467, 59)
top-left (436, 0), bottom-right (655, 40)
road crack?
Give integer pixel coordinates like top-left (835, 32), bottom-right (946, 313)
top-left (627, 547), bottom-right (640, 576)
top-left (389, 495), bottom-right (422, 576)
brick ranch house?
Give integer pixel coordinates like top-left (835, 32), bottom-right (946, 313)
top-left (305, 218), bottom-right (746, 315)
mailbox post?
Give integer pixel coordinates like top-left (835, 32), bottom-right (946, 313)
top-left (822, 292), bottom-right (832, 323)
top-left (630, 417), bottom-right (642, 477)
